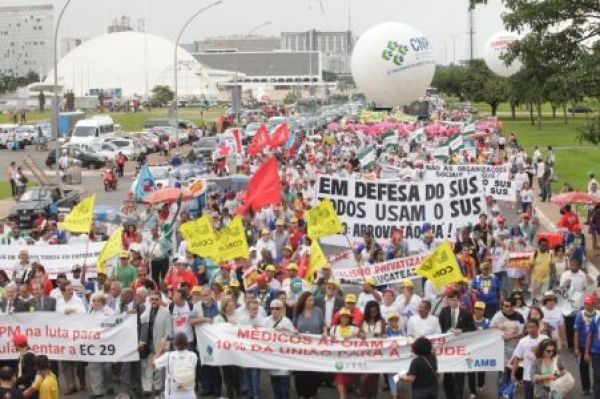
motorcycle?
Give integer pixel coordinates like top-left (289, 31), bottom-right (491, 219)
top-left (102, 168), bottom-right (118, 191)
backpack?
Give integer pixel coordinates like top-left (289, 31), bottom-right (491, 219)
top-left (169, 351), bottom-right (196, 391)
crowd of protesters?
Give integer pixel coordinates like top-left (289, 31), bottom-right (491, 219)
top-left (0, 110), bottom-right (598, 399)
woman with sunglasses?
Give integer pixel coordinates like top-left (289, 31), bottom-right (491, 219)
top-left (531, 339), bottom-right (565, 398)
top-left (511, 291), bottom-right (529, 317)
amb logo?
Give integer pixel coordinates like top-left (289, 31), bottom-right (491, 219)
top-left (466, 358), bottom-right (496, 369)
top-left (382, 41), bottom-right (409, 66)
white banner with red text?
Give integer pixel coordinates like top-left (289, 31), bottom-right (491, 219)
top-left (331, 254), bottom-right (429, 285)
top-left (0, 312), bottom-right (139, 362)
top-left (0, 242), bottom-right (104, 278)
top-left (197, 324), bottom-right (503, 374)
top-left (316, 176), bottom-right (486, 249)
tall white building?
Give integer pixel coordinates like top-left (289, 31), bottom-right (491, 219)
top-left (0, 4), bottom-right (53, 78)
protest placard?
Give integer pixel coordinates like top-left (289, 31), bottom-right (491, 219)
top-left (0, 242), bottom-right (104, 277)
top-left (316, 175), bottom-right (485, 247)
top-left (197, 324), bottom-right (503, 374)
top-left (423, 164), bottom-right (516, 202)
top-left (331, 254), bottom-right (428, 285)
top-left (0, 312), bottom-right (139, 362)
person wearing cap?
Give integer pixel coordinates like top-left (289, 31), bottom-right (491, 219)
top-left (386, 228), bottom-right (409, 260)
top-left (330, 307), bottom-right (360, 399)
top-left (249, 274), bottom-right (278, 314)
top-left (574, 294), bottom-right (597, 396)
top-left (332, 293), bottom-right (363, 327)
top-left (356, 276), bottom-right (382, 313)
top-left (12, 333), bottom-right (36, 392)
top-left (395, 279), bottom-right (422, 321)
top-left (471, 260), bottom-right (501, 318)
top-left (264, 299), bottom-right (294, 399)
top-left (540, 290), bottom-right (567, 350)
top-left (164, 258), bottom-right (198, 293)
top-left (111, 251), bottom-right (138, 288)
top-left (281, 263), bottom-right (309, 307)
top-left (560, 257), bottom-right (595, 348)
top-left (256, 228), bottom-right (277, 263)
top-left (315, 279), bottom-right (344, 327)
top-left (288, 217), bottom-right (305, 251)
top-left (406, 300), bottom-right (441, 338)
top-left (264, 264), bottom-right (282, 291)
top-left (518, 212), bottom-right (536, 246)
top-left (529, 238), bottom-right (554, 300)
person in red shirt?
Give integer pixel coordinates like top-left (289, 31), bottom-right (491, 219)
top-left (331, 293), bottom-right (364, 327)
top-left (164, 258), bottom-right (198, 292)
top-left (558, 204), bottom-right (580, 232)
top-left (288, 217), bottom-right (304, 250)
top-left (115, 152), bottom-right (127, 177)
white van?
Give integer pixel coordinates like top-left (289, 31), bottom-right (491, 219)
top-left (70, 115), bottom-right (115, 145)
top-left (0, 124), bottom-right (18, 148)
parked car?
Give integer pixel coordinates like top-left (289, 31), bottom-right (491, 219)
top-left (14, 125), bottom-right (36, 144)
top-left (193, 136), bottom-right (219, 160)
top-left (568, 105), bottom-right (594, 113)
top-left (9, 185), bottom-right (80, 229)
top-left (46, 147), bottom-right (106, 169)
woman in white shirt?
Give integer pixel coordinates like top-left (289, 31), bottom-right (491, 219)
top-left (519, 182), bottom-right (534, 213)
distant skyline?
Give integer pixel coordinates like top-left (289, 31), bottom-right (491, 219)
top-left (2, 0), bottom-right (506, 64)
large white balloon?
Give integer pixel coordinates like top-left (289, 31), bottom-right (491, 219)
top-left (351, 22), bottom-right (436, 107)
top-left (483, 31), bottom-right (522, 77)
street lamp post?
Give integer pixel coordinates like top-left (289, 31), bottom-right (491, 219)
top-left (234, 20), bottom-right (271, 126)
top-left (174, 0), bottom-right (223, 149)
top-left (53, 0), bottom-right (74, 183)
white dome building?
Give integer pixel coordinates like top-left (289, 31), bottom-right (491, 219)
top-left (40, 31), bottom-right (218, 98)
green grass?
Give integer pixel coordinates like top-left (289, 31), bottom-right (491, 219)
top-left (0, 107), bottom-right (224, 132)
top-left (500, 115), bottom-right (597, 192)
top-left (0, 181), bottom-right (37, 200)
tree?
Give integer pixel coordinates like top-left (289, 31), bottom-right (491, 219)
top-left (150, 85), bottom-right (174, 107)
top-left (38, 91), bottom-right (46, 112)
top-left (431, 65), bottom-right (467, 100)
top-left (283, 91), bottom-right (299, 105)
top-left (461, 59), bottom-right (509, 116)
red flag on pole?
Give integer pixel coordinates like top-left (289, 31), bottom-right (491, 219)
top-left (248, 125), bottom-right (270, 155)
top-left (237, 157), bottom-right (282, 214)
top-left (269, 123), bottom-right (289, 149)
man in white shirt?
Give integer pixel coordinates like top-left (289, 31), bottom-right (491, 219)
top-left (57, 282), bottom-right (87, 394)
top-left (315, 280), bottom-right (344, 327)
top-left (511, 319), bottom-right (549, 399)
top-left (406, 300), bottom-right (441, 337)
top-left (153, 333), bottom-right (198, 399)
top-left (356, 277), bottom-right (382, 312)
top-left (255, 228), bottom-right (277, 262)
top-left (12, 250), bottom-right (31, 284)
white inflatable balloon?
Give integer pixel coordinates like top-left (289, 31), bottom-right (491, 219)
top-left (483, 31), bottom-right (522, 77)
top-left (351, 22), bottom-right (436, 107)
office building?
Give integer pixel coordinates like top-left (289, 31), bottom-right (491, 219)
top-left (281, 29), bottom-right (353, 74)
top-left (0, 4), bottom-right (53, 77)
top-left (193, 35), bottom-right (281, 53)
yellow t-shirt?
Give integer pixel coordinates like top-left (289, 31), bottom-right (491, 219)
top-left (31, 372), bottom-right (59, 399)
top-left (530, 251), bottom-right (553, 283)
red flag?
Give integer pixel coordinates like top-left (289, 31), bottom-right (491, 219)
top-left (269, 123), bottom-right (289, 149)
top-left (237, 157), bottom-right (281, 214)
top-left (248, 125), bottom-right (270, 155)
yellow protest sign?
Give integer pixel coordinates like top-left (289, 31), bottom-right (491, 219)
top-left (415, 240), bottom-right (463, 289)
top-left (96, 227), bottom-right (122, 274)
top-left (215, 216), bottom-right (249, 262)
top-left (179, 215), bottom-right (218, 259)
top-left (59, 194), bottom-right (95, 233)
top-left (306, 198), bottom-right (343, 239)
top-left (306, 240), bottom-right (327, 285)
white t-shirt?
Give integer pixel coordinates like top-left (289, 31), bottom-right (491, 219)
top-left (171, 303), bottom-right (195, 342)
top-left (541, 306), bottom-right (564, 340)
top-left (263, 316), bottom-right (295, 376)
top-left (395, 293), bottom-right (422, 320)
top-left (512, 334), bottom-right (549, 381)
top-left (357, 292), bottom-right (379, 313)
top-left (406, 314), bottom-right (441, 337)
top-left (154, 350), bottom-right (198, 399)
top-left (560, 270), bottom-right (591, 311)
top-left (520, 189), bottom-right (533, 204)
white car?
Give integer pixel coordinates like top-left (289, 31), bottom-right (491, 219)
top-left (0, 124), bottom-right (18, 148)
top-left (105, 137), bottom-right (143, 159)
top-left (88, 141), bottom-right (120, 161)
top-left (130, 165), bottom-right (171, 192)
top-left (14, 125), bottom-right (36, 144)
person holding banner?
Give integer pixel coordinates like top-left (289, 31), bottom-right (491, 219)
top-left (330, 308), bottom-right (361, 399)
top-left (87, 293), bottom-right (115, 399)
top-left (213, 297), bottom-right (242, 399)
top-left (264, 299), bottom-right (294, 399)
top-left (293, 291), bottom-right (326, 399)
